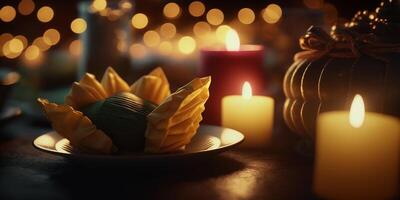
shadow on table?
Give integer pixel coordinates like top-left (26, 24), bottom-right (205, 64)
top-left (48, 154), bottom-right (246, 199)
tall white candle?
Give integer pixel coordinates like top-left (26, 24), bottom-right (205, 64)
top-left (314, 94), bottom-right (400, 200)
top-left (222, 82), bottom-right (274, 148)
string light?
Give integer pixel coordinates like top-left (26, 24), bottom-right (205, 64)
top-left (178, 36), bottom-right (196, 54)
top-left (143, 30), bottom-right (160, 47)
top-left (43, 29), bottom-right (60, 46)
top-left (131, 13), bottom-right (148, 29)
top-left (70, 18), bottom-right (87, 34)
top-left (238, 8), bottom-right (255, 24)
top-left (206, 8), bottom-right (224, 26)
top-left (189, 1), bottom-right (205, 17)
top-left (163, 2), bottom-right (181, 19)
top-left (18, 0), bottom-right (35, 16)
top-left (193, 21), bottom-right (211, 37)
top-left (37, 6), bottom-right (54, 23)
top-left (0, 6), bottom-right (17, 22)
top-left (262, 4), bottom-right (282, 24)
top-left (160, 23), bottom-right (176, 39)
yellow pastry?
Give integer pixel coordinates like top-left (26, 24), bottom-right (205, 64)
top-left (38, 67), bottom-right (211, 154)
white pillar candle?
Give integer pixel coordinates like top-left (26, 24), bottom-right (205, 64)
top-left (222, 82), bottom-right (274, 148)
top-left (314, 94), bottom-right (400, 200)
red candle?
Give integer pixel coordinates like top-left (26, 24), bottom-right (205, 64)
top-left (200, 29), bottom-right (266, 125)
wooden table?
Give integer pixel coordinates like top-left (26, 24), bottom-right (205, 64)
top-left (0, 114), bottom-right (317, 200)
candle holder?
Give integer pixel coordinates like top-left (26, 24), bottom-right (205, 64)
top-left (200, 45), bottom-right (266, 125)
top-left (78, 0), bottom-right (133, 81)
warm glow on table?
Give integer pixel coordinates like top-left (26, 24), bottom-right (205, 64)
top-left (222, 82), bottom-right (274, 148)
top-left (314, 94), bottom-right (400, 200)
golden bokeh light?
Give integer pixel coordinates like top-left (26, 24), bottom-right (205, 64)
top-left (43, 29), bottom-right (60, 46)
top-left (8, 38), bottom-right (24, 53)
top-left (14, 35), bottom-right (28, 49)
top-left (0, 33), bottom-right (13, 57)
top-left (92, 0), bottom-right (107, 11)
top-left (160, 23), bottom-right (176, 39)
top-left (206, 8), bottom-right (224, 26)
top-left (0, 33), bottom-right (13, 44)
top-left (303, 0), bottom-right (324, 9)
top-left (143, 30), bottom-right (160, 47)
top-left (33, 37), bottom-right (51, 51)
top-left (238, 8), bottom-right (255, 24)
top-left (70, 18), bottom-right (87, 34)
top-left (24, 45), bottom-right (41, 61)
top-left (120, 1), bottom-right (133, 10)
top-left (215, 25), bottom-right (231, 42)
top-left (193, 21), bottom-right (211, 37)
top-left (178, 36), bottom-right (196, 54)
top-left (163, 2), bottom-right (181, 19)
top-left (262, 4), bottom-right (282, 24)
top-left (131, 13), bottom-right (148, 29)
top-left (0, 6), bottom-right (17, 22)
top-left (158, 41), bottom-right (173, 55)
top-left (2, 40), bottom-right (22, 59)
top-left (189, 1), bottom-right (205, 17)
top-left (18, 0), bottom-right (35, 15)
top-left (37, 6), bottom-right (54, 23)
top-left (129, 43), bottom-right (148, 59)
top-left (69, 40), bottom-right (82, 57)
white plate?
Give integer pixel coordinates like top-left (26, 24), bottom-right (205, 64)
top-left (33, 125), bottom-right (244, 165)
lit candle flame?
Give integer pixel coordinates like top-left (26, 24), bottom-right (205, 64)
top-left (349, 94), bottom-right (365, 128)
top-left (242, 81), bottom-right (252, 100)
top-left (225, 29), bottom-right (240, 51)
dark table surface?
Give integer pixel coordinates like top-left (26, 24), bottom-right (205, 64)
top-left (0, 107), bottom-right (316, 200)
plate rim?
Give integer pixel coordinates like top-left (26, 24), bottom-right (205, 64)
top-left (33, 125), bottom-right (244, 160)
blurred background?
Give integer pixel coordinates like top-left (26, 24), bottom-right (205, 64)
top-left (0, 0), bottom-right (380, 121)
